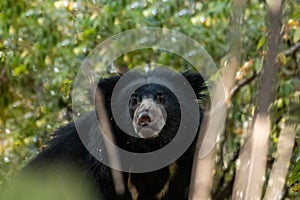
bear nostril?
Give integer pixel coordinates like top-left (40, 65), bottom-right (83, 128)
top-left (138, 113), bottom-right (151, 127)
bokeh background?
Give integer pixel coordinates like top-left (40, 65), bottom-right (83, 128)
top-left (0, 0), bottom-right (299, 199)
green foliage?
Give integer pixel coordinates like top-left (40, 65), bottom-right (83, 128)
top-left (288, 139), bottom-right (300, 192)
top-left (0, 0), bottom-right (299, 199)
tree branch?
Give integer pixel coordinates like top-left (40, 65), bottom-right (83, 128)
top-left (228, 72), bottom-right (257, 101)
top-left (263, 124), bottom-right (297, 200)
top-left (232, 0), bottom-right (283, 199)
top-left (284, 42), bottom-right (300, 56)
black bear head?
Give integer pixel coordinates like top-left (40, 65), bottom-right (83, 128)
top-left (97, 69), bottom-right (206, 153)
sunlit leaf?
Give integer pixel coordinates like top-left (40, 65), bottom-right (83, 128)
top-left (277, 52), bottom-right (287, 66)
top-left (257, 36), bottom-right (265, 50)
top-left (13, 65), bottom-right (26, 76)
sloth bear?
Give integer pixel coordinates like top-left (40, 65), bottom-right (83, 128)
top-left (28, 68), bottom-right (206, 200)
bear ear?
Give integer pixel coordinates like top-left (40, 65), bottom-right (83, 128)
top-left (97, 75), bottom-right (121, 92)
top-left (92, 75), bottom-right (121, 102)
top-left (182, 71), bottom-right (206, 94)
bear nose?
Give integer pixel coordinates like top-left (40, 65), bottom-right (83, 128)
top-left (138, 112), bottom-right (151, 127)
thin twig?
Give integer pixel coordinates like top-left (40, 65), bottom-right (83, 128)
top-left (228, 72), bottom-right (257, 100)
top-left (284, 42), bottom-right (300, 56)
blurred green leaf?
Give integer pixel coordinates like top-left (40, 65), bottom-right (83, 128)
top-left (294, 27), bottom-right (300, 43)
top-left (257, 36), bottom-right (265, 50)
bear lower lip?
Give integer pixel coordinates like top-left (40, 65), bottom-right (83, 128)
top-left (139, 134), bottom-right (158, 139)
top-left (137, 128), bottom-right (159, 139)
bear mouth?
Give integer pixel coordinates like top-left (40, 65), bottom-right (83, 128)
top-left (132, 98), bottom-right (167, 139)
top-left (135, 125), bottom-right (161, 139)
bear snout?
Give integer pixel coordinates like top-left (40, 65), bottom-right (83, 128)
top-left (137, 111), bottom-right (152, 127)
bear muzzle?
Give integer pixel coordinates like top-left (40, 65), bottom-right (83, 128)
top-left (133, 99), bottom-right (167, 139)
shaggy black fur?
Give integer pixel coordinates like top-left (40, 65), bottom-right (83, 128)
top-left (27, 70), bottom-right (206, 200)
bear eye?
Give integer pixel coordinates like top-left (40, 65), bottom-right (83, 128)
top-left (129, 96), bottom-right (139, 107)
top-left (155, 93), bottom-right (166, 105)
